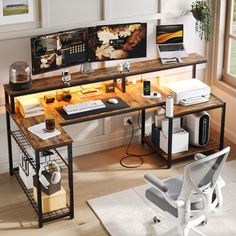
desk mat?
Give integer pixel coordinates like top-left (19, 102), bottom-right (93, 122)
top-left (55, 97), bottom-right (130, 120)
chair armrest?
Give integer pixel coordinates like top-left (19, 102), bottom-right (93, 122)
top-left (145, 174), bottom-right (184, 209)
top-left (144, 174), bottom-right (168, 192)
top-left (194, 153), bottom-right (206, 160)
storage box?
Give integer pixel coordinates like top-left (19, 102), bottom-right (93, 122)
top-left (161, 118), bottom-right (181, 134)
top-left (19, 154), bottom-right (35, 189)
top-left (33, 170), bottom-right (61, 196)
top-left (33, 186), bottom-right (67, 213)
top-left (160, 128), bottom-right (189, 154)
top-left (151, 123), bottom-right (160, 148)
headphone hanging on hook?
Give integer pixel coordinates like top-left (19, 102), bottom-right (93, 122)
top-left (38, 161), bottom-right (61, 189)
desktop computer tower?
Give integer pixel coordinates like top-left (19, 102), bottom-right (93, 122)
top-left (184, 111), bottom-right (210, 147)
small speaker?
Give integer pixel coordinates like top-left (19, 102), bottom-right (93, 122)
top-left (143, 81), bottom-right (151, 96)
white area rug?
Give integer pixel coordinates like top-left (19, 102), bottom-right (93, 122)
top-left (88, 160), bottom-right (236, 236)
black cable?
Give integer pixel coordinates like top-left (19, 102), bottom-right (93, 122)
top-left (120, 120), bottom-right (154, 168)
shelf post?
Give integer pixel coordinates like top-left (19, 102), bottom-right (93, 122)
top-left (167, 117), bottom-right (173, 169)
top-left (220, 103), bottom-right (226, 150)
top-left (68, 144), bottom-right (74, 219)
top-left (141, 109), bottom-right (146, 144)
top-left (192, 64), bottom-right (196, 78)
top-left (35, 151), bottom-right (43, 228)
top-left (5, 92), bottom-right (14, 176)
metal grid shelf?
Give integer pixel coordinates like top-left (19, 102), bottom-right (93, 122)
top-left (11, 130), bottom-right (68, 172)
top-left (14, 168), bottom-right (70, 223)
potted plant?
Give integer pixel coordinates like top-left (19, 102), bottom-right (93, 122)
top-left (191, 0), bottom-right (213, 41)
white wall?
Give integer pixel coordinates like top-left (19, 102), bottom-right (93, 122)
top-left (0, 0), bottom-right (206, 174)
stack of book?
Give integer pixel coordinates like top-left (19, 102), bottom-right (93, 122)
top-left (17, 97), bottom-right (44, 118)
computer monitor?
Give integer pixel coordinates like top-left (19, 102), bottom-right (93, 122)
top-left (87, 23), bottom-right (147, 62)
top-left (31, 28), bottom-right (87, 75)
top-left (156, 24), bottom-right (183, 44)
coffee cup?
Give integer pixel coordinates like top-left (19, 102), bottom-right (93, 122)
top-left (45, 118), bottom-right (55, 132)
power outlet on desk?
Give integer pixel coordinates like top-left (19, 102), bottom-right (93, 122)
top-left (124, 116), bottom-right (133, 126)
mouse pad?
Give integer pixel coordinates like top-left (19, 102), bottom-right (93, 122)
top-left (55, 97), bottom-right (130, 120)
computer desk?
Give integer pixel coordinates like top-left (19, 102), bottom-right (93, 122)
top-left (3, 53), bottom-right (226, 228)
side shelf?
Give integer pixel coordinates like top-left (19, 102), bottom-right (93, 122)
top-left (11, 130), bottom-right (72, 226)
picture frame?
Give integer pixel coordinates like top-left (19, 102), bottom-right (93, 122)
top-left (0, 0), bottom-right (34, 25)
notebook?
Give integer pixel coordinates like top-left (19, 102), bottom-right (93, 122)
top-left (28, 122), bottom-right (61, 140)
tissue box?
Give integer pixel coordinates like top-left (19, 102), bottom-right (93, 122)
top-left (161, 118), bottom-right (181, 134)
top-left (33, 186), bottom-right (67, 213)
top-left (160, 128), bottom-right (189, 154)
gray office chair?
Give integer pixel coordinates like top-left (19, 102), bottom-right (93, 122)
top-left (144, 146), bottom-right (230, 236)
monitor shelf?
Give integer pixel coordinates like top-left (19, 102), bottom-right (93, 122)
top-left (4, 53), bottom-right (206, 97)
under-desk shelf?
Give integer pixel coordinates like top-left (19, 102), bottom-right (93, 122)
top-left (145, 136), bottom-right (219, 161)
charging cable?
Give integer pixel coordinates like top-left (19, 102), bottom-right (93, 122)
top-left (120, 118), bottom-right (154, 168)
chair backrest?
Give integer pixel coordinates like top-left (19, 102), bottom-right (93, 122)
top-left (180, 147), bottom-right (230, 211)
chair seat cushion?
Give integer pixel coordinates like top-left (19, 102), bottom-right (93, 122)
top-left (145, 175), bottom-right (208, 217)
top-left (145, 176), bottom-right (183, 218)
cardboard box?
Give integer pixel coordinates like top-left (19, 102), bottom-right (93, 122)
top-left (160, 128), bottom-right (189, 154)
top-left (33, 186), bottom-right (67, 213)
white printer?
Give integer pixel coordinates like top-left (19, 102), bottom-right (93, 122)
top-left (162, 79), bottom-right (211, 105)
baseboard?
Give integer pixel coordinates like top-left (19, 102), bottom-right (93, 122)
top-left (72, 125), bottom-right (151, 157)
top-left (211, 119), bottom-right (236, 144)
top-left (0, 159), bottom-right (19, 175)
top-left (0, 126), bottom-right (152, 174)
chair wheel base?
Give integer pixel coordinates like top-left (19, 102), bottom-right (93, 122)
top-left (153, 216), bottom-right (161, 223)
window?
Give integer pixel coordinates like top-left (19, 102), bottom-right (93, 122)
top-left (223, 0), bottom-right (236, 88)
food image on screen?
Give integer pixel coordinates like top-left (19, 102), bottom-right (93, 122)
top-left (156, 25), bottom-right (183, 44)
top-left (88, 23), bottom-right (147, 62)
top-left (31, 28), bottom-right (87, 75)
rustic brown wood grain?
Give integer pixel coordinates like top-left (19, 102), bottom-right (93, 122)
top-left (4, 53), bottom-right (206, 97)
top-left (172, 95), bottom-right (224, 117)
top-left (7, 105), bottom-right (73, 151)
top-left (5, 53), bottom-right (224, 160)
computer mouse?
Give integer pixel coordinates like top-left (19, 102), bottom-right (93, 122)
top-left (107, 98), bottom-right (119, 104)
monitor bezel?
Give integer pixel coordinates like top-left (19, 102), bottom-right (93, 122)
top-left (31, 27), bottom-right (88, 75)
top-left (87, 22), bottom-right (147, 63)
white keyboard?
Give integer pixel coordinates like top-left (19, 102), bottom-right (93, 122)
top-left (63, 99), bottom-right (106, 115)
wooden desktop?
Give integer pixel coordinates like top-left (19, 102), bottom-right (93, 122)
top-left (4, 53), bottom-right (226, 228)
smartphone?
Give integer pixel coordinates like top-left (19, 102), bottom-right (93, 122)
top-left (143, 81), bottom-right (151, 96)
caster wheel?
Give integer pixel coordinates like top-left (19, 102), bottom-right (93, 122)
top-left (201, 219), bottom-right (208, 225)
top-left (153, 216), bottom-right (161, 223)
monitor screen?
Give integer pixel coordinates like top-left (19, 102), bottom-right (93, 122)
top-left (156, 24), bottom-right (183, 44)
top-left (87, 23), bottom-right (147, 62)
top-left (31, 28), bottom-right (87, 75)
